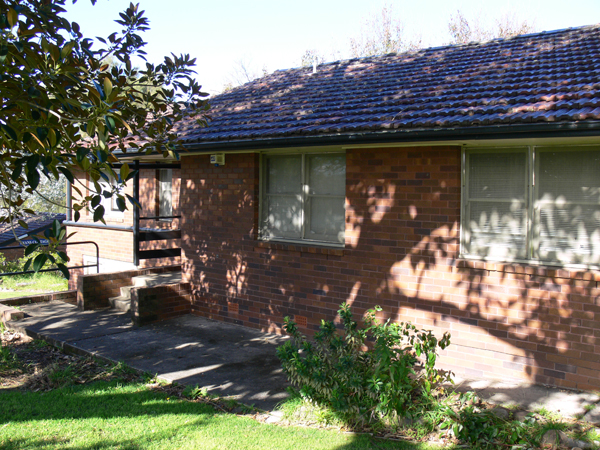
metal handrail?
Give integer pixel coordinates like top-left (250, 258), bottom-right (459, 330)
top-left (139, 215), bottom-right (181, 220)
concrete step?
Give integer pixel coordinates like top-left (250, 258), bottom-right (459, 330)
top-left (109, 271), bottom-right (182, 312)
top-left (109, 296), bottom-right (131, 312)
top-left (120, 285), bottom-right (134, 297)
top-left (132, 272), bottom-right (182, 288)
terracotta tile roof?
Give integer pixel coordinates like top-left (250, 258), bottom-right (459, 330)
top-left (0, 213), bottom-right (66, 248)
top-left (179, 25), bottom-right (600, 146)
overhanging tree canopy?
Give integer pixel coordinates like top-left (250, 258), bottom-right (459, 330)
top-left (0, 0), bottom-right (209, 276)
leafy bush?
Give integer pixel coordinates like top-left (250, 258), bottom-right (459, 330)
top-left (0, 253), bottom-right (22, 274)
top-left (0, 249), bottom-right (65, 277)
top-left (438, 392), bottom-right (537, 449)
top-left (277, 303), bottom-right (452, 427)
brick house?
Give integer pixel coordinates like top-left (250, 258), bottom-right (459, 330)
top-left (0, 213), bottom-right (66, 263)
top-left (68, 25), bottom-right (600, 390)
top-left (66, 165), bottom-right (182, 287)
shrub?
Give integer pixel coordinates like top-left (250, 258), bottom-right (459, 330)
top-left (0, 250), bottom-right (65, 277)
top-left (277, 303), bottom-right (452, 427)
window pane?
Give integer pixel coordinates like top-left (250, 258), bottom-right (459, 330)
top-left (264, 195), bottom-right (302, 239)
top-left (266, 155), bottom-right (302, 194)
top-left (538, 204), bottom-right (600, 264)
top-left (537, 149), bottom-right (600, 264)
top-left (467, 200), bottom-right (527, 259)
top-left (469, 152), bottom-right (526, 199)
top-left (538, 149), bottom-right (600, 203)
top-left (465, 151), bottom-right (528, 259)
top-left (307, 154), bottom-right (346, 195)
top-left (261, 152), bottom-right (345, 245)
top-left (307, 197), bottom-right (345, 243)
top-left (159, 169), bottom-right (173, 217)
top-left (99, 176), bottom-right (121, 213)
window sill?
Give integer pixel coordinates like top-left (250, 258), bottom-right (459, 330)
top-left (255, 239), bottom-right (345, 256)
top-left (455, 257), bottom-right (600, 281)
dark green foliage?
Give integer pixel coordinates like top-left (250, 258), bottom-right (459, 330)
top-left (0, 0), bottom-right (209, 279)
top-left (437, 393), bottom-right (538, 449)
top-left (277, 303), bottom-right (452, 427)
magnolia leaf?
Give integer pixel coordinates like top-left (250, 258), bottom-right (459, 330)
top-left (32, 254), bottom-right (47, 272)
top-left (52, 219), bottom-right (61, 238)
top-left (125, 193), bottom-right (141, 209)
top-left (57, 263), bottom-right (70, 280)
top-left (119, 163), bottom-right (130, 181)
top-left (103, 76), bottom-right (112, 96)
top-left (93, 205), bottom-right (105, 222)
top-left (25, 244), bottom-right (40, 256)
top-left (91, 194), bottom-right (101, 208)
top-left (27, 168), bottom-right (40, 190)
top-left (57, 167), bottom-right (74, 184)
top-left (7, 8), bottom-right (17, 27)
top-left (36, 127), bottom-right (49, 141)
top-left (11, 162), bottom-right (22, 181)
top-left (116, 196), bottom-right (126, 212)
top-left (1, 124), bottom-right (17, 140)
top-left (105, 115), bottom-right (116, 134)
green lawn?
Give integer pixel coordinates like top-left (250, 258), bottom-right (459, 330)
top-left (0, 381), bottom-right (442, 450)
top-left (0, 273), bottom-right (68, 300)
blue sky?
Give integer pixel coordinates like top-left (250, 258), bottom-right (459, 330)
top-left (64, 0), bottom-right (600, 95)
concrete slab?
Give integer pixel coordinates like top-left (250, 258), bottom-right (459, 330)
top-left (7, 301), bottom-right (600, 421)
top-left (9, 301), bottom-right (290, 410)
top-left (453, 376), bottom-right (600, 421)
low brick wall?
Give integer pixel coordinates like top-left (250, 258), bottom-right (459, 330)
top-left (131, 282), bottom-right (191, 326)
top-left (1, 290), bottom-right (77, 322)
top-left (77, 264), bottom-right (181, 311)
top-left (1, 290), bottom-right (77, 307)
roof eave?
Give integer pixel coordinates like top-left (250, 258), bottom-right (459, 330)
top-left (116, 120), bottom-right (600, 160)
top-left (181, 120), bottom-right (600, 152)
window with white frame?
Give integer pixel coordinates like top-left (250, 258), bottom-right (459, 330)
top-left (158, 168), bottom-right (173, 219)
top-left (461, 146), bottom-right (600, 265)
top-left (260, 152), bottom-right (346, 245)
top-left (97, 173), bottom-right (122, 217)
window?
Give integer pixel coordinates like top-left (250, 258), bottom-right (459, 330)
top-left (97, 173), bottom-right (122, 217)
top-left (260, 152), bottom-right (346, 245)
top-left (158, 169), bottom-right (173, 219)
top-left (462, 146), bottom-right (600, 266)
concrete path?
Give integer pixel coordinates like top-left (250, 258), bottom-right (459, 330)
top-left (8, 301), bottom-right (290, 411)
top-left (454, 377), bottom-right (600, 423)
top-left (6, 300), bottom-right (600, 423)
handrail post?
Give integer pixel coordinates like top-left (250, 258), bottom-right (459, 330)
top-left (133, 159), bottom-right (140, 267)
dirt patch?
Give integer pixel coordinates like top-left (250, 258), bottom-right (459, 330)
top-left (0, 330), bottom-right (256, 415)
top-left (0, 330), bottom-right (138, 391)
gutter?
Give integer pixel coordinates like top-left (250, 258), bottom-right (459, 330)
top-left (63, 221), bottom-right (175, 233)
top-left (63, 221), bottom-right (133, 232)
top-left (112, 121), bottom-right (600, 159)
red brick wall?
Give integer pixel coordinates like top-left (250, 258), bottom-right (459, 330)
top-left (0, 247), bottom-right (25, 263)
top-left (77, 264), bottom-right (181, 310)
top-left (131, 282), bottom-right (192, 326)
top-left (180, 148), bottom-right (600, 392)
top-left (67, 169), bottom-right (181, 289)
top-left (1, 290), bottom-right (77, 307)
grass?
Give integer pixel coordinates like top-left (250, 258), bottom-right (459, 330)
top-left (0, 272), bottom-right (68, 299)
top-left (0, 380), bottom-right (441, 450)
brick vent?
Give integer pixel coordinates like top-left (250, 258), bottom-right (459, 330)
top-left (295, 315), bottom-right (308, 328)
